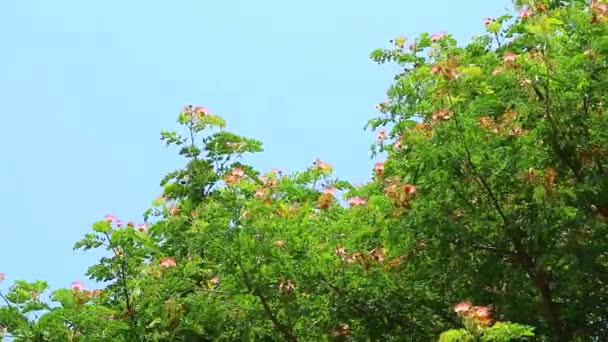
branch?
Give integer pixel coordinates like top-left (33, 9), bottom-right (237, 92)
top-left (104, 233), bottom-right (138, 335)
top-left (235, 244), bottom-right (298, 342)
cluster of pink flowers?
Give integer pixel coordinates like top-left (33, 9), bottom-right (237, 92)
top-left (376, 128), bottom-right (387, 141)
top-left (520, 7), bottom-right (533, 19)
top-left (403, 184), bottom-right (417, 195)
top-left (432, 110), bottom-right (451, 121)
top-left (160, 257), bottom-right (177, 268)
top-left (71, 281), bottom-right (85, 291)
top-left (348, 196), bottom-right (367, 206)
top-left (454, 301), bottom-right (493, 325)
top-left (430, 32), bottom-right (446, 42)
top-left (225, 167), bottom-right (246, 184)
top-left (314, 159), bottom-right (331, 171)
top-left (503, 52), bottom-right (518, 63)
top-left (103, 214), bottom-right (147, 232)
top-left (592, 1), bottom-right (608, 13)
top-left (183, 104), bottom-right (209, 116)
top-left (374, 162), bottom-right (385, 175)
top-left (323, 186), bottom-right (336, 195)
top-left (254, 189), bottom-right (266, 198)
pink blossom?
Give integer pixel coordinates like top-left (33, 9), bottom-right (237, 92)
top-left (314, 159), bottom-right (330, 170)
top-left (403, 184), bottom-right (417, 195)
top-left (323, 186), bottom-right (337, 195)
top-left (193, 106), bottom-right (209, 116)
top-left (394, 136), bottom-right (403, 149)
top-left (160, 257), bottom-right (177, 268)
top-left (103, 214), bottom-right (116, 223)
top-left (454, 301), bottom-right (472, 313)
top-left (592, 1), bottom-right (608, 13)
top-left (471, 305), bottom-right (492, 320)
top-left (71, 281), bottom-right (85, 291)
top-left (520, 7), bottom-right (533, 19)
top-left (503, 52), bottom-right (518, 63)
top-left (431, 65), bottom-right (442, 74)
top-left (376, 128), bottom-right (387, 141)
top-left (254, 189), bottom-right (266, 198)
top-left (374, 162), bottom-right (385, 175)
top-left (484, 17), bottom-right (495, 25)
top-left (137, 223), bottom-right (148, 232)
top-left (115, 219), bottom-right (124, 227)
top-left (348, 196), bottom-right (368, 206)
top-left (409, 44), bottom-right (416, 51)
top-left (432, 110), bottom-right (451, 120)
top-left (0, 273), bottom-right (5, 282)
top-left (430, 32), bottom-right (445, 42)
top-left (232, 167), bottom-right (245, 177)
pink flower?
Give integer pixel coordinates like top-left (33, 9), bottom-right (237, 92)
top-left (193, 106), bottom-right (209, 116)
top-left (115, 219), bottom-right (124, 227)
top-left (137, 223), bottom-right (148, 232)
top-left (592, 1), bottom-right (608, 13)
top-left (376, 128), bottom-right (387, 141)
top-left (71, 281), bottom-right (85, 291)
top-left (160, 257), bottom-right (177, 268)
top-left (348, 196), bottom-right (368, 206)
top-left (503, 52), bottom-right (518, 63)
top-left (432, 110), bottom-right (451, 120)
top-left (103, 214), bottom-right (116, 223)
top-left (279, 280), bottom-right (296, 294)
top-left (323, 186), bottom-right (337, 195)
top-left (403, 184), bottom-right (417, 195)
top-left (431, 65), bottom-right (442, 74)
top-left (454, 301), bottom-right (472, 313)
top-left (409, 44), bottom-right (416, 51)
top-left (430, 32), bottom-right (445, 42)
top-left (254, 189), bottom-right (266, 198)
top-left (519, 78), bottom-right (532, 86)
top-left (472, 305), bottom-right (492, 320)
top-left (374, 162), bottom-right (385, 175)
top-left (0, 272), bottom-right (5, 282)
top-left (520, 7), bottom-right (533, 19)
top-left (484, 17), bottom-right (495, 25)
top-left (394, 136), bottom-right (403, 149)
top-left (314, 159), bottom-right (330, 170)
top-left (231, 167), bottom-right (245, 177)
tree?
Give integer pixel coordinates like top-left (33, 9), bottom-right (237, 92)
top-left (0, 0), bottom-right (606, 340)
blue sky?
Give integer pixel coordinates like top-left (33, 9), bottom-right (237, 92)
top-left (0, 0), bottom-right (511, 290)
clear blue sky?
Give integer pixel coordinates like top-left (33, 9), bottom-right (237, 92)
top-left (0, 0), bottom-right (511, 290)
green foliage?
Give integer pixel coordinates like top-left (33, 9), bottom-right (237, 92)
top-left (1, 0), bottom-right (607, 340)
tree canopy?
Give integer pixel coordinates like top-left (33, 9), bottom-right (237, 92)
top-left (1, 0), bottom-right (607, 341)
